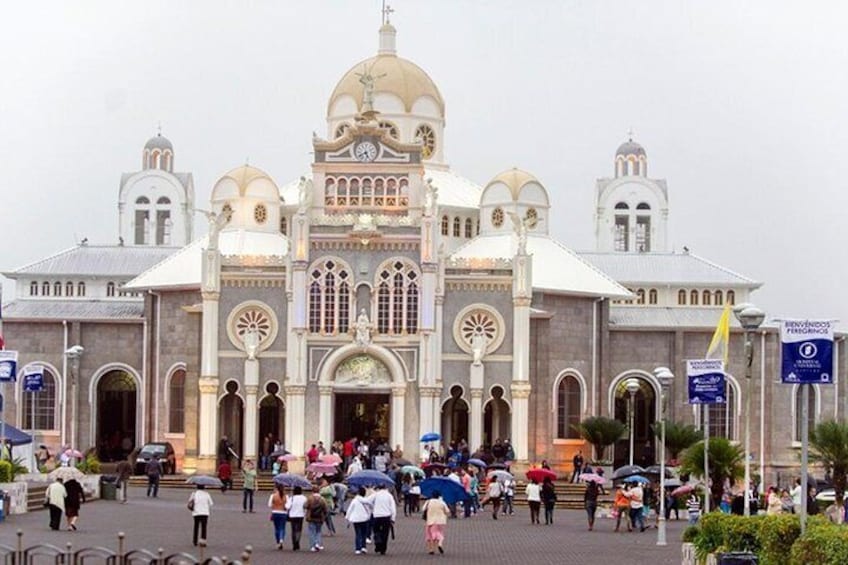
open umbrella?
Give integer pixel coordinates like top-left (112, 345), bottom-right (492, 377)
top-left (48, 466), bottom-right (85, 482)
top-left (273, 473), bottom-right (312, 489)
top-left (526, 468), bottom-right (557, 483)
top-left (392, 457), bottom-right (413, 467)
top-left (487, 462), bottom-right (508, 471)
top-left (579, 472), bottom-right (605, 485)
top-left (319, 453), bottom-right (342, 464)
top-left (467, 458), bottom-right (487, 469)
top-left (277, 454), bottom-right (298, 462)
top-left (270, 449), bottom-right (291, 459)
top-left (422, 462), bottom-right (448, 476)
top-left (643, 465), bottom-right (675, 478)
top-left (307, 462), bottom-right (338, 476)
top-left (347, 469), bottom-right (395, 489)
top-left (664, 478), bottom-right (683, 489)
top-left (612, 465), bottom-right (646, 480)
top-left (626, 475), bottom-right (650, 484)
top-left (186, 475), bottom-right (223, 488)
top-left (420, 477), bottom-right (469, 505)
top-left (401, 465), bottom-right (425, 478)
top-left (420, 432), bottom-right (441, 442)
top-left (487, 470), bottom-right (514, 482)
top-left (671, 484), bottom-right (696, 497)
top-left (64, 448), bottom-right (84, 459)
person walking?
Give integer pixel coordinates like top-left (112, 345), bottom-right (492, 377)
top-left (571, 450), bottom-right (584, 483)
top-left (541, 477), bottom-right (557, 525)
top-left (188, 485), bottom-right (214, 547)
top-left (686, 491), bottom-right (701, 525)
top-left (367, 484), bottom-right (397, 555)
top-left (483, 477), bottom-right (503, 519)
top-left (217, 459), bottom-right (232, 493)
top-left (584, 479), bottom-right (604, 531)
top-left (614, 484), bottom-right (632, 532)
top-left (305, 491), bottom-right (328, 552)
top-left (526, 479), bottom-right (542, 524)
top-left (318, 478), bottom-right (337, 535)
top-left (502, 475), bottom-right (515, 516)
top-left (64, 478), bottom-right (85, 531)
top-left (286, 486), bottom-right (307, 551)
top-left (45, 477), bottom-right (67, 531)
top-left (627, 481), bottom-right (646, 532)
top-left (422, 491), bottom-right (450, 555)
top-left (346, 487), bottom-right (372, 555)
top-left (116, 456), bottom-right (133, 504)
top-left (241, 460), bottom-right (257, 513)
top-left (268, 484), bottom-right (288, 550)
top-left (145, 455), bottom-right (163, 498)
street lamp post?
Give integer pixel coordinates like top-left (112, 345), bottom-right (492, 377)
top-left (65, 345), bottom-right (84, 450)
top-left (626, 378), bottom-right (640, 467)
top-left (733, 304), bottom-right (765, 517)
top-left (654, 367), bottom-right (674, 547)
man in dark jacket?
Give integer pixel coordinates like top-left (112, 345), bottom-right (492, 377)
top-left (145, 455), bottom-right (163, 498)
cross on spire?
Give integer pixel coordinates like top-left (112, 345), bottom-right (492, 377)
top-left (381, 0), bottom-right (394, 24)
top-left (627, 127), bottom-right (635, 142)
top-left (157, 121), bottom-right (162, 136)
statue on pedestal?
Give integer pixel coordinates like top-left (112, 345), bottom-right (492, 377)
top-left (354, 309), bottom-right (373, 348)
top-left (423, 177), bottom-right (439, 217)
top-left (297, 176), bottom-right (313, 214)
top-left (471, 331), bottom-right (488, 366)
top-left (243, 328), bottom-right (260, 360)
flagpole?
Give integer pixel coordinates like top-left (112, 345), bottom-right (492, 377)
top-left (704, 407), bottom-right (710, 512)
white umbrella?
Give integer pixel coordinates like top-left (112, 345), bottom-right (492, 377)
top-left (48, 466), bottom-right (85, 481)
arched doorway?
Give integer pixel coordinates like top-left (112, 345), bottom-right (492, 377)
top-left (612, 377), bottom-right (657, 468)
top-left (219, 381), bottom-right (244, 462)
top-left (483, 385), bottom-right (510, 447)
top-left (258, 382), bottom-right (285, 458)
top-left (441, 385), bottom-right (469, 445)
top-left (96, 369), bottom-right (137, 462)
top-left (332, 354), bottom-right (393, 444)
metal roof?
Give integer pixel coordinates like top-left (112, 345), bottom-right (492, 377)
top-left (2, 300), bottom-right (144, 321)
top-left (577, 252), bottom-right (760, 287)
top-left (5, 245), bottom-right (178, 278)
top-left (609, 306), bottom-right (776, 329)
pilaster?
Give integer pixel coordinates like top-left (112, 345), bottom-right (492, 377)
top-left (390, 386), bottom-right (406, 450)
top-left (318, 385), bottom-right (334, 447)
top-left (285, 383), bottom-right (307, 460)
top-left (510, 381), bottom-right (532, 462)
top-left (243, 359), bottom-right (259, 461)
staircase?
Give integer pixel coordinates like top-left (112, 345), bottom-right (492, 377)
top-left (26, 484), bottom-right (47, 512)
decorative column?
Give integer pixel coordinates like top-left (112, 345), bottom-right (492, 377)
top-left (419, 387), bottom-right (438, 439)
top-left (198, 242), bottom-right (222, 473)
top-left (243, 353), bottom-right (259, 462)
top-left (318, 385), bottom-right (334, 447)
top-left (391, 386), bottom-right (406, 450)
top-left (285, 208), bottom-right (310, 465)
top-left (285, 384), bottom-right (306, 473)
top-left (198, 380), bottom-right (219, 471)
top-left (511, 248), bottom-right (533, 463)
top-left (469, 362), bottom-right (484, 451)
top-left (510, 382), bottom-right (532, 461)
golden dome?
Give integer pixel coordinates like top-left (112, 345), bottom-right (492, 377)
top-left (328, 54), bottom-right (445, 116)
top-left (212, 165), bottom-right (278, 201)
top-left (485, 168), bottom-right (541, 201)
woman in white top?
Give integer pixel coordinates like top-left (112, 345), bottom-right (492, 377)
top-left (525, 479), bottom-right (542, 524)
top-left (285, 486), bottom-right (308, 551)
top-left (187, 485), bottom-right (214, 547)
top-left (345, 487), bottom-right (373, 555)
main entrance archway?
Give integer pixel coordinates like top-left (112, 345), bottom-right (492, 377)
top-left (612, 376), bottom-right (657, 468)
top-left (441, 385), bottom-right (469, 445)
top-left (334, 393), bottom-right (390, 443)
top-left (96, 369), bottom-right (137, 462)
top-left (258, 382), bottom-right (285, 457)
top-left (219, 381), bottom-right (244, 462)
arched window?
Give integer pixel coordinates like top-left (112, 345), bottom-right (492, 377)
top-left (614, 202), bottom-right (629, 210)
top-left (464, 218), bottom-right (473, 238)
top-left (22, 368), bottom-right (57, 430)
top-left (726, 290), bottom-right (735, 305)
top-left (636, 202), bottom-right (651, 210)
top-left (452, 217), bottom-right (461, 237)
top-left (78, 282), bottom-right (86, 297)
top-left (42, 282), bottom-right (50, 296)
top-left (648, 289), bottom-right (658, 305)
top-left (702, 290), bottom-right (711, 306)
top-left (690, 290), bottom-right (699, 305)
top-left (441, 215), bottom-right (449, 236)
top-left (703, 378), bottom-right (737, 440)
top-left (168, 369), bottom-right (186, 433)
top-left (307, 259), bottom-right (353, 335)
top-left (678, 290), bottom-right (686, 305)
top-left (107, 282), bottom-right (116, 297)
top-left (65, 282), bottom-right (74, 296)
top-left (375, 259), bottom-right (420, 335)
top-left (53, 282), bottom-right (62, 296)
top-left (556, 375), bottom-right (582, 439)
top-left (29, 281), bottom-right (38, 296)
top-left (715, 290), bottom-right (723, 305)
top-left (794, 385), bottom-right (817, 443)
top-left (135, 196), bottom-right (150, 205)
top-left (280, 216), bottom-right (287, 235)
top-left (636, 289), bottom-right (645, 305)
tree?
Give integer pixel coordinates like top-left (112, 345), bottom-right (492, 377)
top-left (652, 421), bottom-right (703, 463)
top-left (572, 416), bottom-right (627, 462)
top-left (680, 438), bottom-right (744, 510)
top-left (809, 419), bottom-right (848, 521)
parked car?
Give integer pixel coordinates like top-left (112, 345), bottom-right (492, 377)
top-left (134, 442), bottom-right (176, 475)
top-left (816, 488), bottom-right (836, 503)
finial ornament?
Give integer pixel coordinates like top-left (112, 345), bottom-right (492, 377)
top-left (157, 121), bottom-right (162, 135)
top-left (381, 0), bottom-right (394, 24)
top-left (627, 127), bottom-right (635, 142)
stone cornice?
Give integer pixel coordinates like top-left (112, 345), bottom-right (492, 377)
top-left (310, 240), bottom-right (418, 252)
top-left (222, 277), bottom-right (285, 288)
top-left (446, 280), bottom-right (511, 292)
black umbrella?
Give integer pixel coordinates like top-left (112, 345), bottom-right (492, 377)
top-left (488, 462), bottom-right (509, 471)
top-left (643, 465), bottom-right (675, 478)
top-left (612, 464), bottom-right (646, 480)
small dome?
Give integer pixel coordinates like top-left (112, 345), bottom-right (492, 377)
top-left (144, 134), bottom-right (173, 152)
top-left (616, 140), bottom-right (646, 158)
top-left (211, 165), bottom-right (279, 202)
top-left (484, 168), bottom-right (541, 201)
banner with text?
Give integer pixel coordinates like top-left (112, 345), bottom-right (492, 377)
top-left (23, 365), bottom-right (44, 392)
top-left (687, 359), bottom-right (726, 404)
top-left (781, 320), bottom-right (834, 384)
top-left (0, 350), bottom-right (18, 383)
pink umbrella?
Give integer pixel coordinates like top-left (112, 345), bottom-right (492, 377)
top-left (307, 462), bottom-right (338, 476)
top-left (319, 453), bottom-right (342, 464)
top-left (671, 484), bottom-right (696, 497)
top-left (278, 454), bottom-right (298, 462)
top-left (64, 449), bottom-right (84, 458)
top-left (579, 472), bottom-right (605, 484)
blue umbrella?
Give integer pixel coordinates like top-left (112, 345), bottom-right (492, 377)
top-left (186, 475), bottom-right (223, 488)
top-left (467, 458), bottom-right (487, 469)
top-left (420, 432), bottom-right (441, 442)
top-left (420, 477), bottom-right (469, 505)
top-left (347, 469), bottom-right (395, 489)
top-left (273, 473), bottom-right (312, 489)
top-left (627, 475), bottom-right (650, 484)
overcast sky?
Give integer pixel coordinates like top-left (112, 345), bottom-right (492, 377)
top-left (2, 1), bottom-right (846, 328)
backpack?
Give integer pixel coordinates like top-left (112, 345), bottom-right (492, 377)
top-left (489, 481), bottom-right (502, 498)
top-left (307, 499), bottom-right (327, 522)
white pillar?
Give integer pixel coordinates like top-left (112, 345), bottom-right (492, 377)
top-left (285, 385), bottom-right (306, 460)
top-left (198, 379), bottom-right (219, 469)
top-left (419, 387), bottom-right (437, 439)
top-left (242, 358), bottom-right (259, 462)
top-left (391, 386), bottom-right (406, 451)
top-left (470, 362), bottom-right (484, 451)
top-left (511, 382), bottom-right (531, 461)
top-left (318, 385), bottom-right (333, 448)
top-left (510, 250), bottom-right (532, 463)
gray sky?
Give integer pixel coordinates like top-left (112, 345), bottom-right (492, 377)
top-left (2, 1), bottom-right (846, 328)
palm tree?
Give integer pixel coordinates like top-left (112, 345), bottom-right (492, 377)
top-left (680, 438), bottom-right (744, 510)
top-left (572, 416), bottom-right (627, 462)
top-left (809, 419), bottom-right (848, 520)
top-left (652, 421), bottom-right (703, 463)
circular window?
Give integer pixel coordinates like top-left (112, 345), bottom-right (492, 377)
top-left (491, 207), bottom-right (505, 228)
top-left (266, 382), bottom-right (279, 395)
top-left (452, 304), bottom-right (506, 356)
top-left (254, 204), bottom-right (268, 224)
top-left (226, 301), bottom-right (279, 353)
top-left (379, 121), bottom-right (399, 139)
top-left (525, 207), bottom-right (538, 228)
top-left (222, 203), bottom-right (234, 222)
top-left (414, 124), bottom-right (436, 159)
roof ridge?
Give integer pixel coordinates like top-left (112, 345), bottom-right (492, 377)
top-left (7, 245), bottom-right (80, 274)
top-left (687, 252), bottom-right (759, 285)
top-left (544, 236), bottom-right (631, 295)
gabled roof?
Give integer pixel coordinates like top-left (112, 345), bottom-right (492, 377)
top-left (124, 229), bottom-right (289, 291)
top-left (4, 245), bottom-right (178, 278)
top-left (2, 300), bottom-right (144, 321)
top-left (577, 252), bottom-right (760, 287)
top-left (609, 306), bottom-right (777, 330)
top-left (450, 233), bottom-right (632, 299)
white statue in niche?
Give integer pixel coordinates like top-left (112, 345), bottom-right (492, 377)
top-left (354, 309), bottom-right (372, 347)
top-left (423, 177), bottom-right (438, 217)
top-left (297, 176), bottom-right (313, 214)
top-left (243, 328), bottom-right (260, 360)
top-left (471, 330), bottom-right (488, 366)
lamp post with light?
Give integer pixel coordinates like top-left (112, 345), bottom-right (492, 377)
top-left (733, 303), bottom-right (765, 517)
top-left (654, 367), bottom-right (674, 546)
top-left (65, 345), bottom-right (84, 449)
top-left (626, 378), bottom-right (641, 467)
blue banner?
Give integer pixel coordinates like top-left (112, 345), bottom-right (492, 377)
top-left (23, 365), bottom-right (44, 392)
top-left (687, 359), bottom-right (726, 405)
top-left (0, 351), bottom-right (18, 383)
top-left (781, 320), bottom-right (834, 384)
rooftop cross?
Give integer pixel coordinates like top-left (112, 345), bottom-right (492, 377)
top-left (627, 127), bottom-right (635, 142)
top-left (381, 0), bottom-right (394, 25)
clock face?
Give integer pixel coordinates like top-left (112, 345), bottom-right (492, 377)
top-left (354, 141), bottom-right (378, 162)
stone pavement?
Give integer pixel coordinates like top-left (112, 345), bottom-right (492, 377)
top-left (0, 487), bottom-right (686, 564)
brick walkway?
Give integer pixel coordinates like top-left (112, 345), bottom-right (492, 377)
top-left (0, 487), bottom-right (686, 564)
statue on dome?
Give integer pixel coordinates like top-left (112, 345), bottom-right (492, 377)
top-left (508, 211), bottom-right (530, 255)
top-left (423, 178), bottom-right (439, 217)
top-left (297, 176), bottom-right (313, 214)
top-left (198, 208), bottom-right (230, 251)
top-left (243, 328), bottom-right (260, 361)
top-left (354, 309), bottom-right (373, 348)
top-left (356, 65), bottom-right (386, 116)
top-left (471, 330), bottom-right (488, 366)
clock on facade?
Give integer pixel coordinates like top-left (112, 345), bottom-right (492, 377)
top-left (354, 141), bottom-right (378, 162)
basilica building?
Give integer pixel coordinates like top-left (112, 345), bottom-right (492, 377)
top-left (3, 22), bottom-right (845, 482)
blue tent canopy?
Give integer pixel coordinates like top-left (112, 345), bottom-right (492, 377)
top-left (1, 422), bottom-right (33, 446)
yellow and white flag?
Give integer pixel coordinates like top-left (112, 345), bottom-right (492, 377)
top-left (706, 302), bottom-right (732, 365)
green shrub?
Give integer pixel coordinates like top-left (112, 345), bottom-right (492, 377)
top-left (789, 520), bottom-right (848, 565)
top-left (0, 461), bottom-right (11, 483)
top-left (758, 514), bottom-right (801, 565)
top-left (722, 515), bottom-right (762, 555)
top-left (692, 513), bottom-right (762, 559)
top-left (693, 512), bottom-right (732, 559)
top-left (75, 454), bottom-right (101, 474)
top-left (682, 525), bottom-right (700, 543)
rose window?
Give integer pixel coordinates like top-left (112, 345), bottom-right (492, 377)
top-left (461, 311), bottom-right (497, 347)
top-left (492, 207), bottom-right (505, 228)
top-left (235, 309), bottom-right (271, 343)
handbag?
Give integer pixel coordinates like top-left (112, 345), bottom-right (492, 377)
top-left (187, 497), bottom-right (195, 511)
top-left (422, 501), bottom-right (428, 520)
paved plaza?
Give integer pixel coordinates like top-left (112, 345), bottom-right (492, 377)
top-left (0, 487), bottom-right (685, 564)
